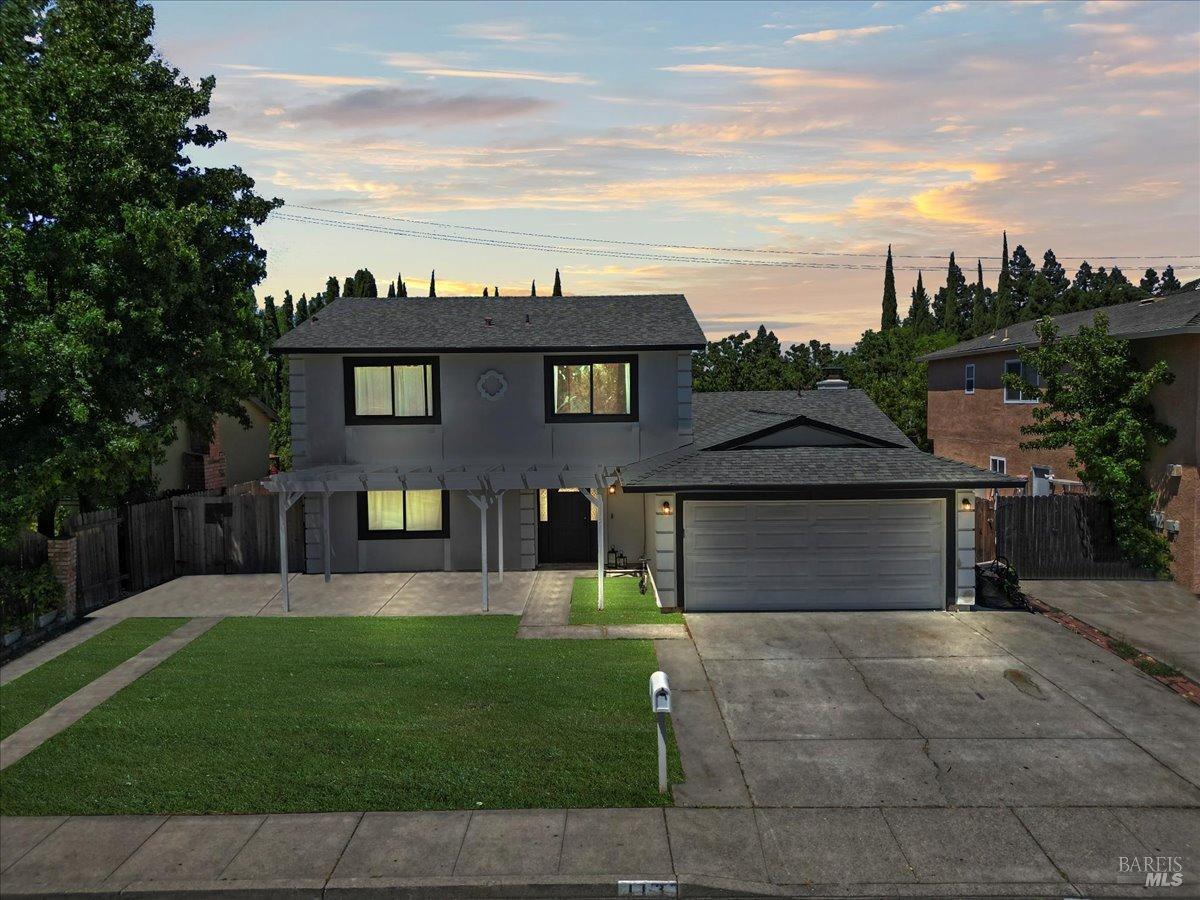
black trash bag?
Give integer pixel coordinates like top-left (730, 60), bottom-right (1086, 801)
top-left (975, 558), bottom-right (1027, 610)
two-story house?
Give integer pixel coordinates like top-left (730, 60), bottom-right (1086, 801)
top-left (268, 294), bottom-right (1013, 611)
top-left (923, 288), bottom-right (1200, 593)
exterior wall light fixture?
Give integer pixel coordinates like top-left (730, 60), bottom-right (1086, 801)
top-left (660, 499), bottom-right (672, 516)
top-left (960, 495), bottom-right (974, 511)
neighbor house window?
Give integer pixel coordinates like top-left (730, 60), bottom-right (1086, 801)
top-left (964, 363), bottom-right (975, 394)
top-left (989, 456), bottom-right (1007, 475)
top-left (544, 355), bottom-right (638, 421)
top-left (344, 357), bottom-right (439, 424)
top-left (1003, 359), bottom-right (1039, 404)
top-left (358, 490), bottom-right (449, 539)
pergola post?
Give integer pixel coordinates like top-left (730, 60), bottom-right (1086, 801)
top-left (466, 491), bottom-right (492, 612)
top-left (597, 488), bottom-right (606, 610)
top-left (496, 490), bottom-right (505, 584)
top-left (322, 492), bottom-right (332, 583)
top-left (279, 492), bottom-right (290, 612)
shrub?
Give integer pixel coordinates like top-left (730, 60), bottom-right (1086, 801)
top-left (0, 563), bottom-right (64, 632)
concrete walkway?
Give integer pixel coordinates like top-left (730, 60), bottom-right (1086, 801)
top-left (517, 570), bottom-right (689, 640)
top-left (1024, 579), bottom-right (1200, 680)
top-left (3, 803), bottom-right (1194, 897)
top-left (0, 617), bottom-right (118, 686)
top-left (0, 617), bottom-right (221, 770)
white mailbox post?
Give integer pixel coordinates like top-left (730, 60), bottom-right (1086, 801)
top-left (649, 671), bottom-right (671, 794)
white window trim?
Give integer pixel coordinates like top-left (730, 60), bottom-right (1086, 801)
top-left (1003, 359), bottom-right (1039, 404)
top-left (989, 456), bottom-right (1007, 475)
top-left (964, 363), bottom-right (975, 395)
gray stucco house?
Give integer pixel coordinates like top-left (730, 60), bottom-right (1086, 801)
top-left (268, 294), bottom-right (1013, 612)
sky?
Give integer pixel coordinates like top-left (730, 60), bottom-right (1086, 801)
top-left (152, 0), bottom-right (1200, 347)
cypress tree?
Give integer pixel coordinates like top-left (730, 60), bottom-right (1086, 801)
top-left (483, 287), bottom-right (489, 297)
top-left (1009, 244), bottom-right (1036, 319)
top-left (881, 245), bottom-right (898, 330)
top-left (970, 259), bottom-right (987, 337)
top-left (906, 272), bottom-right (931, 334)
top-left (494, 285), bottom-right (500, 297)
top-left (387, 282), bottom-right (396, 298)
top-left (1139, 268), bottom-right (1160, 295)
top-left (296, 293), bottom-right (309, 323)
top-left (1160, 265), bottom-right (1182, 295)
top-left (531, 279), bottom-right (537, 297)
top-left (552, 268), bottom-right (563, 297)
top-left (325, 276), bottom-right (340, 304)
top-left (351, 268), bottom-right (377, 298)
top-left (397, 273), bottom-right (407, 297)
top-left (934, 251), bottom-right (964, 335)
top-left (281, 290), bottom-right (295, 333)
top-left (342, 276), bottom-right (355, 298)
top-left (429, 270), bottom-right (436, 298)
top-left (262, 295), bottom-right (281, 340)
top-left (993, 231), bottom-right (1014, 331)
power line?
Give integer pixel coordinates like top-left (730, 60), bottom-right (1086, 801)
top-left (286, 203), bottom-right (1199, 264)
top-left (272, 212), bottom-right (1200, 274)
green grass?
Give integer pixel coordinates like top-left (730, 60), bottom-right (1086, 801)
top-left (0, 618), bottom-right (187, 740)
top-left (569, 577), bottom-right (683, 626)
top-left (1108, 639), bottom-right (1140, 660)
top-left (0, 616), bottom-right (683, 815)
top-left (1136, 657), bottom-right (1181, 679)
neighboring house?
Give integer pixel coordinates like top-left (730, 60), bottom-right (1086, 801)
top-left (153, 399), bottom-right (276, 493)
top-left (269, 295), bottom-right (1013, 611)
top-left (923, 289), bottom-right (1200, 593)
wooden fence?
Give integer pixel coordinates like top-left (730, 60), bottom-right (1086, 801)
top-left (70, 509), bottom-right (123, 612)
top-left (171, 493), bottom-right (304, 577)
top-left (992, 493), bottom-right (1152, 580)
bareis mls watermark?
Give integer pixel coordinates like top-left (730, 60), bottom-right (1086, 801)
top-left (1119, 855), bottom-right (1184, 888)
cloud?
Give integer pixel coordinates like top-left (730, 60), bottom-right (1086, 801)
top-left (383, 53), bottom-right (593, 85)
top-left (285, 86), bottom-right (551, 128)
top-left (660, 64), bottom-right (879, 90)
top-left (786, 25), bottom-right (898, 44)
top-left (1105, 59), bottom-right (1200, 78)
top-left (235, 71), bottom-right (391, 87)
top-left (926, 1), bottom-right (966, 13)
top-left (452, 21), bottom-right (567, 47)
top-left (1082, 0), bottom-right (1136, 14)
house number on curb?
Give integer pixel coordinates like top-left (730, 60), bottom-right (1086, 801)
top-left (477, 369), bottom-right (508, 401)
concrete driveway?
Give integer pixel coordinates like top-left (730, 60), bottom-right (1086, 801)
top-left (671, 608), bottom-right (1200, 890)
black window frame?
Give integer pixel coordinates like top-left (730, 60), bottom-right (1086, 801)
top-left (543, 354), bottom-right (639, 423)
top-left (357, 490), bottom-right (451, 540)
top-left (343, 356), bottom-right (441, 425)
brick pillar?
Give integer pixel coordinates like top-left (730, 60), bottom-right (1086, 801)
top-left (183, 436), bottom-right (227, 492)
top-left (47, 536), bottom-right (78, 620)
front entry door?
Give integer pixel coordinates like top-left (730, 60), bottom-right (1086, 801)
top-left (541, 490), bottom-right (596, 563)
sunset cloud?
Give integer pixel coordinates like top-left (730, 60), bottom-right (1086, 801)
top-left (786, 25), bottom-right (898, 44)
top-left (383, 53), bottom-right (594, 84)
top-left (285, 86), bottom-right (551, 127)
top-left (660, 64), bottom-right (879, 90)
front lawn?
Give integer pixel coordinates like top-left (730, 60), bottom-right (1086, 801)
top-left (0, 618), bottom-right (187, 740)
top-left (570, 576), bottom-right (683, 626)
top-left (0, 616), bottom-right (682, 814)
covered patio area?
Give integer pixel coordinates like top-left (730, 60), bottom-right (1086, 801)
top-left (261, 462), bottom-right (620, 613)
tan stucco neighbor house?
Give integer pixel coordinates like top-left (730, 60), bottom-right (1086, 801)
top-left (268, 294), bottom-right (1013, 612)
top-left (153, 399), bottom-right (276, 494)
top-left (922, 289), bottom-right (1200, 593)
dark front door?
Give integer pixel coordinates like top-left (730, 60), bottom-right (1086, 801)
top-left (540, 490), bottom-right (596, 563)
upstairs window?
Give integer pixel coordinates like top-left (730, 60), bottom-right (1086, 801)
top-left (964, 363), bottom-right (975, 394)
top-left (358, 490), bottom-right (448, 539)
top-left (344, 357), bottom-right (439, 424)
top-left (1003, 359), bottom-right (1039, 404)
top-left (990, 456), bottom-right (1007, 475)
top-left (545, 355), bottom-right (638, 422)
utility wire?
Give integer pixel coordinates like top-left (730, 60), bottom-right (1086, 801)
top-left (286, 203), bottom-right (1199, 263)
top-left (273, 212), bottom-right (1199, 274)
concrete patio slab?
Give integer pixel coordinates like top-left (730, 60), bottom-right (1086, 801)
top-left (0, 817), bottom-right (65, 874)
top-left (704, 657), bottom-right (921, 740)
top-left (453, 809), bottom-right (565, 876)
top-left (558, 809), bottom-right (671, 876)
top-left (665, 808), bottom-right (769, 885)
top-left (332, 811), bottom-right (469, 879)
top-left (736, 739), bottom-right (946, 807)
top-left (92, 574), bottom-right (289, 617)
top-left (106, 814), bottom-right (264, 884)
top-left (882, 807), bottom-right (1062, 884)
top-left (379, 571), bottom-right (535, 616)
top-left (687, 612), bottom-right (841, 660)
top-left (755, 808), bottom-right (915, 885)
top-left (221, 812), bottom-right (362, 881)
top-left (2, 815), bottom-right (165, 884)
top-left (258, 573), bottom-right (411, 616)
top-left (0, 618), bottom-right (119, 686)
top-left (851, 656), bottom-right (1119, 738)
top-left (1014, 807), bottom-right (1149, 883)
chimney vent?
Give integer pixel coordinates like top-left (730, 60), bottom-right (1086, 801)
top-left (525, 313), bottom-right (532, 325)
top-left (484, 316), bottom-right (493, 327)
top-left (815, 366), bottom-right (849, 391)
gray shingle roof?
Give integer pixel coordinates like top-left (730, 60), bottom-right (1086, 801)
top-left (693, 390), bottom-right (915, 449)
top-left (621, 388), bottom-right (1017, 491)
top-left (921, 287), bottom-right (1200, 362)
top-left (272, 295), bottom-right (706, 353)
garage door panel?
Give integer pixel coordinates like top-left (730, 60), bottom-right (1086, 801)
top-left (683, 499), bottom-right (945, 612)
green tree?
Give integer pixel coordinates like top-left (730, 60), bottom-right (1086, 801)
top-left (1139, 268), bottom-right (1160, 295)
top-left (994, 231), bottom-right (1015, 329)
top-left (483, 287), bottom-right (489, 297)
top-left (296, 293), bottom-right (309, 323)
top-left (969, 259), bottom-right (989, 337)
top-left (351, 268), bottom-right (377, 298)
top-left (904, 272), bottom-right (933, 334)
top-left (1068, 261), bottom-right (1095, 311)
top-left (386, 281), bottom-right (396, 298)
top-left (325, 275), bottom-right (340, 305)
top-left (429, 270), bottom-right (436, 298)
top-left (1159, 265), bottom-right (1182, 295)
top-left (261, 295), bottom-right (281, 341)
top-left (692, 326), bottom-right (791, 392)
top-left (1011, 314), bottom-right (1174, 573)
top-left (553, 268), bottom-right (563, 297)
top-left (1036, 249), bottom-right (1069, 316)
top-left (281, 290), bottom-right (295, 332)
top-left (0, 0), bottom-right (279, 540)
top-left (397, 272), bottom-right (407, 297)
top-left (531, 279), bottom-right (537, 297)
top-left (881, 245), bottom-right (898, 330)
top-left (786, 339), bottom-right (843, 390)
top-left (1009, 244), bottom-right (1036, 319)
top-left (932, 252), bottom-right (965, 336)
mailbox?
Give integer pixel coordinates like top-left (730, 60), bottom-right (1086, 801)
top-left (649, 671), bottom-right (671, 715)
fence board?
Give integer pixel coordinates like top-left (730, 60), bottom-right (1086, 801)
top-left (995, 494), bottom-right (1152, 580)
top-left (172, 494), bottom-right (303, 575)
top-left (70, 510), bottom-right (123, 611)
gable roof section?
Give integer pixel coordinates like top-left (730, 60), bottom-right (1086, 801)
top-left (272, 295), bottom-right (706, 353)
top-left (621, 388), bottom-right (1017, 491)
top-left (920, 288), bottom-right (1200, 362)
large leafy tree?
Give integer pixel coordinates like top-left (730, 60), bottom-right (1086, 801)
top-left (0, 0), bottom-right (279, 541)
top-left (1010, 314), bottom-right (1174, 573)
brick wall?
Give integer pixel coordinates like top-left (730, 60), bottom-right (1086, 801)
top-left (182, 437), bottom-right (227, 493)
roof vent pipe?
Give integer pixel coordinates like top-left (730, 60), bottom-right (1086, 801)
top-left (815, 367), bottom-right (849, 391)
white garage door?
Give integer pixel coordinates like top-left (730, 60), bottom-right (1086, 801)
top-left (682, 498), bottom-right (946, 611)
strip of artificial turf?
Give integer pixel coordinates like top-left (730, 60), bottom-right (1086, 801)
top-left (0, 618), bottom-right (188, 740)
top-left (0, 616), bottom-right (684, 815)
top-left (569, 577), bottom-right (684, 625)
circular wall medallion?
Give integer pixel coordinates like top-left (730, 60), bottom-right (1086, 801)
top-left (477, 369), bottom-right (508, 401)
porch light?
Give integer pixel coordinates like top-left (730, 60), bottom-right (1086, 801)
top-left (607, 483), bottom-right (617, 494)
top-left (961, 495), bottom-right (974, 511)
top-left (659, 499), bottom-right (672, 516)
